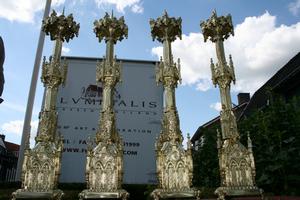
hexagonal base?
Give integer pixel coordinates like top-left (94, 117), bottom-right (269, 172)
top-left (151, 188), bottom-right (200, 200)
top-left (215, 186), bottom-right (264, 200)
top-left (11, 189), bottom-right (64, 200)
top-left (79, 189), bottom-right (129, 200)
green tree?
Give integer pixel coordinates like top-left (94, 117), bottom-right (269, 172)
top-left (239, 96), bottom-right (300, 195)
top-left (193, 96), bottom-right (300, 195)
top-left (192, 124), bottom-right (220, 193)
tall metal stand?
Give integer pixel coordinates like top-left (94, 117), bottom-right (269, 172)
top-left (79, 12), bottom-right (129, 200)
top-left (12, 10), bottom-right (79, 200)
top-left (150, 11), bottom-right (200, 200)
top-left (201, 10), bottom-right (263, 200)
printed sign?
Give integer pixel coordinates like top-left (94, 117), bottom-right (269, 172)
top-left (55, 57), bottom-right (163, 184)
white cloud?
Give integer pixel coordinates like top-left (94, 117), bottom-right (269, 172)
top-left (196, 79), bottom-right (212, 92)
top-left (1, 120), bottom-right (23, 135)
top-left (1, 120), bottom-right (38, 137)
top-left (151, 12), bottom-right (300, 95)
top-left (151, 33), bottom-right (215, 91)
top-left (210, 102), bottom-right (222, 112)
top-left (0, 0), bottom-right (43, 23)
top-left (62, 46), bottom-right (70, 54)
top-left (94, 0), bottom-right (143, 14)
top-left (289, 0), bottom-right (300, 16)
top-left (151, 46), bottom-right (163, 59)
top-left (1, 119), bottom-right (38, 147)
top-left (0, 0), bottom-right (65, 23)
top-left (131, 4), bottom-right (143, 13)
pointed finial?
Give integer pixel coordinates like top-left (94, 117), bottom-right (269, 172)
top-left (87, 136), bottom-right (93, 151)
top-left (217, 129), bottom-right (222, 149)
top-left (229, 54), bottom-right (233, 65)
top-left (111, 10), bottom-right (114, 18)
top-left (187, 133), bottom-right (192, 150)
top-left (247, 131), bottom-right (253, 150)
top-left (25, 133), bottom-right (30, 150)
top-left (217, 129), bottom-right (221, 138)
top-left (164, 9), bottom-right (168, 16)
top-left (211, 58), bottom-right (217, 86)
top-left (229, 54), bottom-right (236, 83)
top-left (229, 54), bottom-right (234, 68)
top-left (155, 136), bottom-right (158, 150)
top-left (212, 9), bottom-right (217, 16)
top-left (62, 6), bottom-right (65, 15)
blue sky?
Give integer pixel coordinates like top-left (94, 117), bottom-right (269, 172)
top-left (0, 0), bottom-right (300, 145)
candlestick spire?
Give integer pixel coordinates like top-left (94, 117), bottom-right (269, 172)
top-left (12, 10), bottom-right (79, 200)
top-left (201, 10), bottom-right (263, 200)
top-left (79, 12), bottom-right (129, 200)
top-left (150, 11), bottom-right (200, 200)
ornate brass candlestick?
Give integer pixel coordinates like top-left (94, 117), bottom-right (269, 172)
top-left (12, 10), bottom-right (79, 200)
top-left (150, 11), bottom-right (200, 200)
top-left (201, 10), bottom-right (263, 200)
top-left (79, 12), bottom-right (129, 200)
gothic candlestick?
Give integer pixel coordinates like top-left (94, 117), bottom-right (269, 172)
top-left (12, 10), bottom-right (79, 200)
top-left (79, 12), bottom-right (129, 200)
top-left (150, 11), bottom-right (200, 200)
top-left (201, 10), bottom-right (263, 200)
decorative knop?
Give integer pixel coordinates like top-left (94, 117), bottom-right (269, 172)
top-left (42, 10), bottom-right (80, 42)
top-left (94, 12), bottom-right (128, 44)
top-left (200, 10), bottom-right (234, 43)
top-left (150, 10), bottom-right (182, 42)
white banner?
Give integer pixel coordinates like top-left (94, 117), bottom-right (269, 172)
top-left (55, 57), bottom-right (163, 184)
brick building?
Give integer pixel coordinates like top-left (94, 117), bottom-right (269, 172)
top-left (0, 134), bottom-right (19, 182)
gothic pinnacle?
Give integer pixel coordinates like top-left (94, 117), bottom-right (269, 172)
top-left (42, 10), bottom-right (80, 42)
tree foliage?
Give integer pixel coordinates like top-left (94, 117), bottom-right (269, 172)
top-left (192, 123), bottom-right (220, 190)
top-left (193, 96), bottom-right (300, 195)
top-left (239, 96), bottom-right (300, 195)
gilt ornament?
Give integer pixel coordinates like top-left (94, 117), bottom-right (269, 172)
top-left (150, 11), bottom-right (200, 200)
top-left (201, 10), bottom-right (263, 200)
top-left (12, 10), bottom-right (79, 200)
top-left (79, 12), bottom-right (129, 200)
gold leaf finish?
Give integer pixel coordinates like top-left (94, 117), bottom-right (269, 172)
top-left (150, 11), bottom-right (200, 200)
top-left (12, 10), bottom-right (79, 200)
top-left (79, 12), bottom-right (129, 200)
top-left (201, 10), bottom-right (263, 200)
